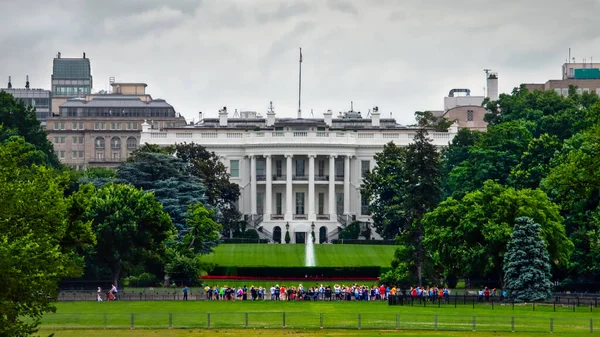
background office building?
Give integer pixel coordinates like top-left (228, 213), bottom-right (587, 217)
top-left (51, 52), bottom-right (92, 113)
top-left (48, 82), bottom-right (186, 169)
top-left (1, 76), bottom-right (52, 126)
top-left (525, 60), bottom-right (600, 95)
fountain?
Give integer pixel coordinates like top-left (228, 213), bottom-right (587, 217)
top-left (305, 232), bottom-right (315, 267)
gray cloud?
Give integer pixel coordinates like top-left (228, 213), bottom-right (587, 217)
top-left (3, 0), bottom-right (600, 124)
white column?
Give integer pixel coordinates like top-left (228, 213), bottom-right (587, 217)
top-left (308, 154), bottom-right (316, 221)
top-left (265, 155), bottom-right (272, 219)
top-left (329, 155), bottom-right (337, 220)
top-left (285, 154), bottom-right (293, 221)
top-left (250, 155), bottom-right (257, 215)
top-left (344, 155), bottom-right (350, 215)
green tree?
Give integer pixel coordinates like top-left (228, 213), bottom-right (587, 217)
top-left (414, 110), bottom-right (454, 131)
top-left (0, 136), bottom-right (93, 336)
top-left (509, 134), bottom-right (562, 189)
top-left (503, 217), bottom-right (553, 302)
top-left (182, 203), bottom-right (222, 255)
top-left (423, 181), bottom-right (572, 284)
top-left (361, 142), bottom-right (408, 239)
top-left (440, 128), bottom-right (482, 197)
top-left (0, 91), bottom-right (60, 167)
top-left (447, 121), bottom-right (532, 198)
top-left (82, 183), bottom-right (175, 285)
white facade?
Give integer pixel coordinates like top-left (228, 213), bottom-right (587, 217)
top-left (140, 109), bottom-right (458, 244)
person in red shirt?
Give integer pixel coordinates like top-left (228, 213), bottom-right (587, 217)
top-left (484, 287), bottom-right (490, 302)
top-left (379, 285), bottom-right (386, 300)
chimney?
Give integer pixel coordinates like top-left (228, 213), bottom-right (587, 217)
top-left (323, 109), bottom-right (333, 127)
top-left (141, 120), bottom-right (151, 132)
top-left (7, 76), bottom-right (11, 89)
top-left (371, 106), bottom-right (380, 127)
top-left (219, 106), bottom-right (228, 127)
top-left (266, 101), bottom-right (275, 127)
top-left (449, 120), bottom-right (459, 134)
top-left (487, 72), bottom-right (499, 101)
top-left (25, 75), bottom-right (30, 89)
top-left (57, 52), bottom-right (61, 59)
top-left (83, 52), bottom-right (86, 59)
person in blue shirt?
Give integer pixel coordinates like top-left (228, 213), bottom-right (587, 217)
top-left (183, 285), bottom-right (189, 301)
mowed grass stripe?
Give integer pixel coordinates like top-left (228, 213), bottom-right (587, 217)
top-left (202, 244), bottom-right (395, 267)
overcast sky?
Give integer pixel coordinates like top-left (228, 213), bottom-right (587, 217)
top-left (1, 0), bottom-right (599, 124)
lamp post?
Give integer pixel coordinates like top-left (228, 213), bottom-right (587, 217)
top-left (286, 222), bottom-right (290, 231)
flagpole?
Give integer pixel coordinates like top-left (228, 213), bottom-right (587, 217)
top-left (298, 47), bottom-right (302, 119)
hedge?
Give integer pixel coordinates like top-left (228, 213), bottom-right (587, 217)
top-left (221, 238), bottom-right (269, 244)
top-left (207, 266), bottom-right (384, 278)
top-left (331, 239), bottom-right (396, 245)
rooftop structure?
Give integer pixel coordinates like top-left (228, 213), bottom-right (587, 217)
top-left (1, 76), bottom-right (52, 125)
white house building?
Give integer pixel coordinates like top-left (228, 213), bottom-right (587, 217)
top-left (139, 104), bottom-right (458, 244)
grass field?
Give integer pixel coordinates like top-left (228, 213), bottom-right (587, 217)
top-left (41, 300), bottom-right (600, 335)
top-left (202, 244), bottom-right (395, 267)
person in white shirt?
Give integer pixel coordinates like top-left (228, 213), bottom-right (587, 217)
top-left (97, 287), bottom-right (103, 302)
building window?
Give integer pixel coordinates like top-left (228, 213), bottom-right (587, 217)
top-left (60, 137), bottom-right (65, 143)
top-left (72, 151), bottom-right (77, 159)
top-left (554, 88), bottom-right (562, 96)
top-left (101, 122), bottom-right (106, 130)
top-left (95, 137), bottom-right (105, 149)
top-left (361, 160), bottom-right (370, 178)
top-left (54, 122), bottom-right (58, 130)
top-left (336, 193), bottom-right (344, 215)
top-left (295, 159), bottom-right (305, 177)
top-left (112, 152), bottom-right (120, 160)
top-left (562, 88), bottom-right (568, 96)
top-left (467, 110), bottom-right (474, 122)
top-left (127, 122), bottom-right (132, 130)
top-left (295, 192), bottom-right (305, 215)
top-left (126, 137), bottom-right (137, 149)
top-left (361, 193), bottom-right (369, 215)
top-left (94, 122), bottom-right (100, 130)
top-left (583, 88), bottom-right (590, 94)
top-left (335, 159), bottom-right (344, 179)
top-left (275, 160), bottom-right (282, 177)
top-left (276, 193), bottom-right (282, 215)
top-left (59, 151), bottom-right (65, 158)
top-left (111, 137), bottom-right (121, 149)
top-left (132, 122), bottom-right (138, 130)
top-left (96, 152), bottom-right (104, 160)
top-left (596, 88), bottom-right (600, 96)
top-left (318, 193), bottom-right (325, 215)
top-left (577, 88), bottom-right (583, 95)
top-left (257, 193), bottom-right (264, 215)
top-left (60, 122), bottom-right (65, 130)
top-left (54, 136), bottom-right (59, 144)
top-left (72, 136), bottom-right (78, 144)
top-left (256, 159), bottom-right (265, 179)
top-left (318, 160), bottom-right (325, 177)
top-left (79, 122), bottom-right (84, 130)
top-left (79, 136), bottom-right (84, 144)
top-left (79, 151), bottom-right (84, 158)
top-left (230, 160), bottom-right (239, 177)
top-left (71, 122), bottom-right (77, 129)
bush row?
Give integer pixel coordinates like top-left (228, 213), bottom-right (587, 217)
top-left (221, 238), bottom-right (269, 244)
top-left (331, 239), bottom-right (396, 245)
top-left (207, 266), bottom-right (390, 278)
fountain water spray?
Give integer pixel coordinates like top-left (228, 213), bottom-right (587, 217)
top-left (305, 233), bottom-right (315, 267)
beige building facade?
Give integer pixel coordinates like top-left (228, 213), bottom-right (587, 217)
top-left (524, 62), bottom-right (600, 95)
top-left (47, 83), bottom-right (186, 169)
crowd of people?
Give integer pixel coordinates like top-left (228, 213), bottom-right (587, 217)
top-left (203, 284), bottom-right (402, 301)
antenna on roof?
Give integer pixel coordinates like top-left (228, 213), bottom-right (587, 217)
top-left (233, 109), bottom-right (240, 118)
top-left (25, 75), bottom-right (30, 89)
top-left (7, 76), bottom-right (11, 89)
top-left (350, 101), bottom-right (354, 112)
top-left (199, 111), bottom-right (203, 122)
top-left (366, 109), bottom-right (371, 118)
top-left (57, 52), bottom-right (61, 59)
top-left (310, 109), bottom-right (314, 117)
top-left (268, 101), bottom-right (275, 114)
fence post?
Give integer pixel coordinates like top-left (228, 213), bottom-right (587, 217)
top-left (358, 313), bottom-right (361, 330)
top-left (320, 313), bottom-right (324, 329)
top-left (130, 313), bottom-right (135, 330)
top-left (511, 316), bottom-right (515, 332)
top-left (550, 318), bottom-right (553, 333)
top-left (454, 295), bottom-right (457, 308)
top-left (438, 299), bottom-right (441, 308)
top-left (533, 303), bottom-right (535, 311)
top-left (434, 314), bottom-right (438, 331)
top-left (554, 298), bottom-right (556, 312)
top-left (591, 318), bottom-right (594, 333)
top-left (244, 312), bottom-right (248, 328)
top-left (282, 312), bottom-right (286, 328)
top-left (472, 297), bottom-right (475, 309)
top-left (396, 313), bottom-right (399, 330)
top-left (169, 313), bottom-right (172, 329)
top-left (103, 313), bottom-right (107, 329)
top-left (207, 313), bottom-right (210, 329)
top-left (472, 316), bottom-right (476, 331)
top-left (591, 303), bottom-right (593, 313)
top-left (492, 299), bottom-right (494, 310)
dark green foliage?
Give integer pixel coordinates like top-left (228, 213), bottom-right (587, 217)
top-left (0, 91), bottom-right (60, 168)
top-left (503, 217), bottom-right (552, 302)
top-left (207, 266), bottom-right (384, 278)
top-left (339, 221), bottom-right (361, 239)
top-left (165, 252), bottom-right (204, 286)
top-left (285, 230), bottom-right (291, 244)
top-left (414, 110), bottom-right (454, 131)
top-left (331, 239), bottom-right (395, 245)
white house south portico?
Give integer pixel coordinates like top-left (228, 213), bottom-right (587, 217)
top-left (139, 104), bottom-right (458, 243)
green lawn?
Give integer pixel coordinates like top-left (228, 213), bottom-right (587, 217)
top-left (41, 300), bottom-right (600, 334)
top-left (201, 244), bottom-right (395, 267)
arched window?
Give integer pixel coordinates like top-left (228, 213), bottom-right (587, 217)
top-left (111, 137), bottom-right (121, 149)
top-left (319, 226), bottom-right (328, 244)
top-left (126, 136), bottom-right (137, 149)
top-left (272, 226), bottom-right (282, 244)
top-left (95, 137), bottom-right (105, 149)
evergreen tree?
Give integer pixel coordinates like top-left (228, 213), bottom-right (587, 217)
top-left (503, 217), bottom-right (552, 302)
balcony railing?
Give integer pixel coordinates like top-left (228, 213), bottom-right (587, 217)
top-left (293, 175), bottom-right (308, 181)
top-left (335, 175), bottom-right (344, 181)
top-left (316, 214), bottom-right (330, 220)
top-left (293, 214), bottom-right (307, 220)
top-left (272, 175), bottom-right (286, 181)
top-left (271, 214), bottom-right (284, 220)
top-left (315, 175), bottom-right (329, 181)
top-left (256, 175), bottom-right (266, 181)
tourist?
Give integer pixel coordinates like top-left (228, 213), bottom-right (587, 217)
top-left (97, 287), bottom-right (103, 302)
top-left (183, 285), bottom-right (189, 301)
top-left (242, 285), bottom-right (248, 300)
